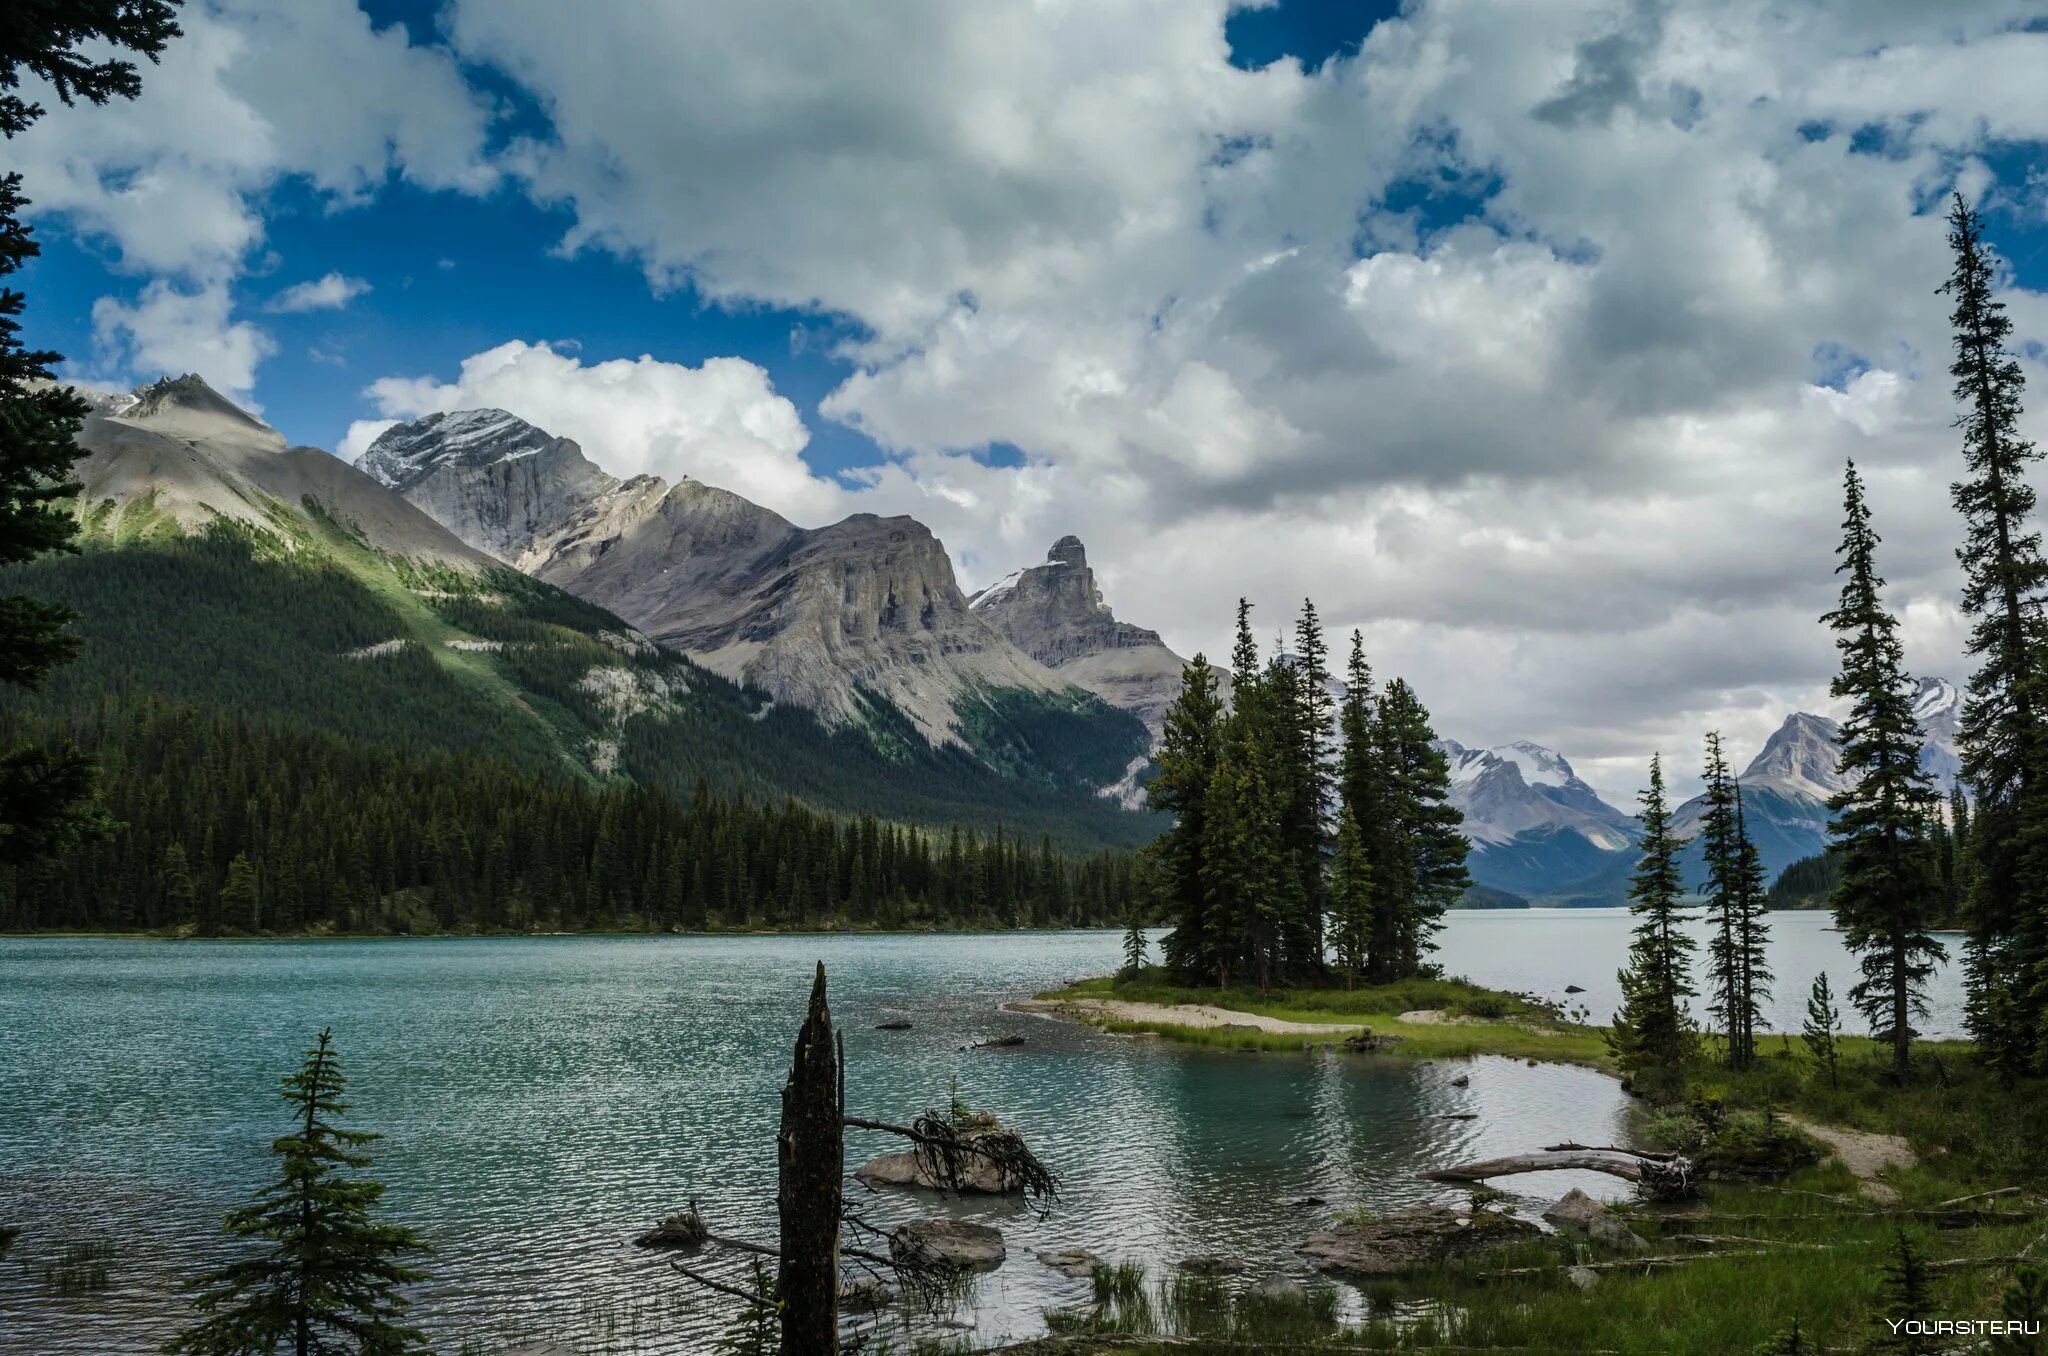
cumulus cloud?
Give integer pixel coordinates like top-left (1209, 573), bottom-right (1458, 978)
top-left (91, 281), bottom-right (275, 403)
top-left (17, 0), bottom-right (492, 391)
top-left (352, 341), bottom-right (839, 521)
top-left (422, 0), bottom-right (2047, 804)
top-left (265, 272), bottom-right (371, 313)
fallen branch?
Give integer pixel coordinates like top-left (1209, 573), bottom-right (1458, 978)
top-left (668, 1259), bottom-right (767, 1304)
top-left (1426, 1149), bottom-right (1697, 1199)
top-left (1933, 1186), bottom-right (2030, 1209)
top-left (1543, 1142), bottom-right (1678, 1162)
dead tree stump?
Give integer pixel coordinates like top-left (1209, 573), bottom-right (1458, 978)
top-left (778, 962), bottom-right (842, 1355)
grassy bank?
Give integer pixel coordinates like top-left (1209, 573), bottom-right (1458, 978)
top-left (1015, 972), bottom-right (2048, 1354)
top-left (1032, 971), bottom-right (1614, 1065)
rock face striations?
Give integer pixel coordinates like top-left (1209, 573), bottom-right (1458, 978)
top-left (968, 536), bottom-right (1195, 741)
top-left (355, 409), bottom-right (622, 570)
top-left (360, 411), bottom-right (1122, 754)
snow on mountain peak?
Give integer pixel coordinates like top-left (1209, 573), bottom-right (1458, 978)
top-left (359, 408), bottom-right (560, 488)
top-left (1913, 675), bottom-right (1961, 725)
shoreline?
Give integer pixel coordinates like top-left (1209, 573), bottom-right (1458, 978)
top-left (1015, 974), bottom-right (1617, 1068)
top-left (0, 922), bottom-right (1128, 943)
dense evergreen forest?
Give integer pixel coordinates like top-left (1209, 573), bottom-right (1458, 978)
top-left (0, 508), bottom-right (1153, 934)
top-left (0, 699), bottom-right (1137, 934)
top-left (7, 520), bottom-right (1158, 852)
top-left (1147, 599), bottom-right (1470, 990)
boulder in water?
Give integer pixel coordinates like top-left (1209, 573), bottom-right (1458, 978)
top-left (1176, 1254), bottom-right (1246, 1276)
top-left (891, 1218), bottom-right (1006, 1271)
top-left (1036, 1248), bottom-right (1103, 1279)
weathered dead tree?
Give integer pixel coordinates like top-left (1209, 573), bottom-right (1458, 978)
top-left (1425, 1145), bottom-right (1698, 1201)
top-left (664, 963), bottom-right (1062, 1351)
top-left (779, 961), bottom-right (843, 1355)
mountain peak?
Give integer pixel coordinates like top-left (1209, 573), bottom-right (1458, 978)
top-left (1741, 711), bottom-right (1846, 800)
top-left (112, 373), bottom-right (276, 440)
top-left (1047, 534), bottom-right (1088, 569)
top-left (358, 408), bottom-right (570, 490)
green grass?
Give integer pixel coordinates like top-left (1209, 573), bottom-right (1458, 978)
top-left (1035, 971), bottom-right (1616, 1066)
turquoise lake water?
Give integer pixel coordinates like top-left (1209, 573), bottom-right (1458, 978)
top-left (0, 910), bottom-right (1961, 1353)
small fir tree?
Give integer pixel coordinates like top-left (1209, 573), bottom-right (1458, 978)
top-left (1872, 1227), bottom-right (1936, 1356)
top-left (1609, 755), bottom-right (1696, 1095)
top-left (1121, 899), bottom-right (1148, 975)
top-left (168, 1030), bottom-right (431, 1356)
top-left (1698, 733), bottom-right (1770, 1066)
top-left (713, 1257), bottom-right (780, 1356)
top-left (1991, 1264), bottom-right (2048, 1356)
top-left (1802, 972), bottom-right (1842, 1088)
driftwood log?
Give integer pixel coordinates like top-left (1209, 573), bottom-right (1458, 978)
top-left (1425, 1146), bottom-right (1699, 1201)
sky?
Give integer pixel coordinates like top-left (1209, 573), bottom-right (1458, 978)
top-left (16, 0), bottom-right (2048, 808)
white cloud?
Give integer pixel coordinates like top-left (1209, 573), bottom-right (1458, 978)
top-left (91, 281), bottom-right (275, 403)
top-left (425, 0), bottom-right (2048, 804)
top-left (265, 272), bottom-right (371, 313)
top-left (355, 341), bottom-right (838, 520)
top-left (18, 0), bottom-right (493, 394)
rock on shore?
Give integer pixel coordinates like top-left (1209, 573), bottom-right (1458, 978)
top-left (1297, 1203), bottom-right (1540, 1278)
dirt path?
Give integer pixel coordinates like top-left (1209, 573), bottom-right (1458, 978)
top-left (1784, 1114), bottom-right (1916, 1203)
top-left (1004, 997), bottom-right (1363, 1036)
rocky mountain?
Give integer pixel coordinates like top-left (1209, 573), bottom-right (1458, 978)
top-left (967, 535), bottom-right (1195, 740)
top-left (40, 376), bottom-right (1155, 850)
top-left (70, 375), bottom-right (490, 570)
top-left (354, 408), bottom-right (623, 569)
top-left (359, 409), bottom-right (1150, 782)
top-left (1435, 740), bottom-right (1636, 900)
top-left (1490, 681), bottom-right (1962, 905)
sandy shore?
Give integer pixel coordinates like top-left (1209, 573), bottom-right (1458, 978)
top-left (1004, 996), bottom-right (1365, 1035)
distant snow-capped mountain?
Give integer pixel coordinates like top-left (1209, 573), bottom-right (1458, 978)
top-left (1449, 676), bottom-right (1963, 905)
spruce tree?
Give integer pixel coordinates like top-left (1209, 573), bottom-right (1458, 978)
top-left (1121, 898), bottom-right (1148, 975)
top-left (0, 4), bottom-right (177, 864)
top-left (1731, 794), bottom-right (1772, 1066)
top-left (1329, 807), bottom-right (1373, 987)
top-left (1872, 1227), bottom-right (1936, 1356)
top-left (169, 1030), bottom-right (431, 1356)
top-left (1151, 654), bottom-right (1224, 980)
top-left (1609, 755), bottom-right (1696, 1095)
top-left (1941, 193), bottom-right (2048, 1073)
top-left (1824, 461), bottom-right (1946, 1081)
top-left (1370, 679), bottom-right (1469, 980)
top-left (1698, 732), bottom-right (1748, 1064)
top-left (1281, 600), bottom-right (1334, 974)
top-left (1992, 1264), bottom-right (2047, 1356)
top-left (1803, 971), bottom-right (1841, 1088)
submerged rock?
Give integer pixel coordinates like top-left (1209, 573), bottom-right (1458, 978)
top-left (1036, 1248), bottom-right (1103, 1279)
top-left (1449, 1074), bottom-right (1471, 1088)
top-left (1255, 1276), bottom-right (1306, 1300)
top-left (632, 1211), bottom-right (707, 1251)
top-left (1296, 1204), bottom-right (1541, 1278)
top-left (891, 1218), bottom-right (1006, 1271)
top-left (964, 1034), bottom-right (1026, 1050)
top-left (874, 1020), bottom-right (913, 1031)
top-left (839, 1277), bottom-right (896, 1311)
top-left (1176, 1254), bottom-right (1247, 1276)
top-left (1542, 1189), bottom-right (1648, 1253)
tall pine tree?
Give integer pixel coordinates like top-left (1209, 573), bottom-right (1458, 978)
top-left (1825, 460), bottom-right (1945, 1081)
top-left (1698, 733), bottom-right (1770, 1068)
top-left (1610, 755), bottom-right (1696, 1096)
top-left (1941, 193), bottom-right (2048, 1074)
top-left (169, 1030), bottom-right (431, 1356)
top-left (1369, 678), bottom-right (1468, 980)
top-left (1150, 653), bottom-right (1225, 980)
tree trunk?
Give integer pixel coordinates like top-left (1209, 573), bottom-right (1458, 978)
top-left (778, 962), bottom-right (842, 1356)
